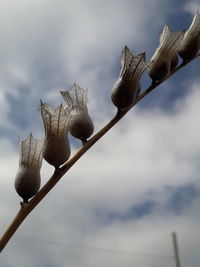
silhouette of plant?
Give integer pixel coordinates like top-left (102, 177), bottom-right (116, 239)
top-left (0, 11), bottom-right (199, 252)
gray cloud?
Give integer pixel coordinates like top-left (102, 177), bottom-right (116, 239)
top-left (1, 80), bottom-right (200, 267)
top-left (0, 1), bottom-right (200, 267)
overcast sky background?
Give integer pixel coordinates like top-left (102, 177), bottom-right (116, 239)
top-left (0, 0), bottom-right (200, 267)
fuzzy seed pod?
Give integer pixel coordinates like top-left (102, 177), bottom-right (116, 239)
top-left (40, 101), bottom-right (71, 168)
top-left (111, 46), bottom-right (150, 111)
top-left (178, 11), bottom-right (200, 61)
top-left (60, 84), bottom-right (94, 142)
top-left (15, 134), bottom-right (43, 202)
top-left (148, 25), bottom-right (184, 81)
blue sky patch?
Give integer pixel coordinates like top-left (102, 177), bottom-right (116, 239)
top-left (100, 200), bottom-right (156, 223)
top-left (165, 183), bottom-right (200, 214)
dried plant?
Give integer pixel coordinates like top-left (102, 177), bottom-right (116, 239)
top-left (178, 10), bottom-right (200, 61)
top-left (111, 46), bottom-right (150, 111)
top-left (60, 84), bottom-right (94, 143)
top-left (148, 25), bottom-right (184, 81)
top-left (40, 102), bottom-right (71, 168)
top-left (0, 11), bottom-right (199, 253)
top-left (15, 134), bottom-right (43, 203)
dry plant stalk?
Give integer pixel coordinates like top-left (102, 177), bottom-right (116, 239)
top-left (0, 11), bottom-right (199, 253)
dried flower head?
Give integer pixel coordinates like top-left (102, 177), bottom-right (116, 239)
top-left (40, 101), bottom-right (71, 168)
top-left (148, 25), bottom-right (184, 81)
top-left (178, 10), bottom-right (200, 61)
top-left (60, 84), bottom-right (94, 142)
top-left (15, 133), bottom-right (43, 202)
top-left (111, 46), bottom-right (150, 110)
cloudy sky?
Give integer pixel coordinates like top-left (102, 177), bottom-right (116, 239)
top-left (0, 0), bottom-right (200, 266)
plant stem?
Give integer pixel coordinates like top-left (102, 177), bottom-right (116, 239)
top-left (0, 54), bottom-right (199, 253)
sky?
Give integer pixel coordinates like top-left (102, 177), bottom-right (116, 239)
top-left (0, 0), bottom-right (200, 266)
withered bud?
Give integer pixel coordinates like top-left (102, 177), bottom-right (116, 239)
top-left (178, 10), bottom-right (200, 61)
top-left (60, 83), bottom-right (94, 142)
top-left (111, 46), bottom-right (150, 111)
top-left (15, 133), bottom-right (43, 202)
top-left (148, 25), bottom-right (184, 81)
top-left (40, 101), bottom-right (71, 168)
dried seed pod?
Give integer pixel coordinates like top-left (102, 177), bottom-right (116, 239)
top-left (69, 112), bottom-right (94, 142)
top-left (111, 46), bottom-right (150, 111)
top-left (170, 54), bottom-right (179, 70)
top-left (40, 102), bottom-right (71, 168)
top-left (148, 25), bottom-right (184, 81)
top-left (178, 11), bottom-right (200, 61)
top-left (15, 134), bottom-right (43, 202)
top-left (60, 84), bottom-right (94, 142)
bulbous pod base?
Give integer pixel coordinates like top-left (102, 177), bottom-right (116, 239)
top-left (111, 78), bottom-right (138, 110)
top-left (178, 38), bottom-right (200, 61)
top-left (69, 112), bottom-right (94, 142)
top-left (43, 136), bottom-right (71, 168)
top-left (15, 166), bottom-right (41, 202)
top-left (148, 61), bottom-right (170, 81)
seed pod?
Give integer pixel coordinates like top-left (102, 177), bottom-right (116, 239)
top-left (60, 84), bottom-right (94, 142)
top-left (170, 54), bottom-right (179, 70)
top-left (15, 134), bottom-right (43, 202)
top-left (40, 101), bottom-right (71, 168)
top-left (69, 112), bottom-right (94, 141)
top-left (178, 11), bottom-right (200, 61)
top-left (148, 25), bottom-right (184, 81)
top-left (111, 46), bottom-right (150, 111)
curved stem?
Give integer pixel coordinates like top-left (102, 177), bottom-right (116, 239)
top-left (0, 54), bottom-right (199, 253)
top-left (0, 113), bottom-right (122, 253)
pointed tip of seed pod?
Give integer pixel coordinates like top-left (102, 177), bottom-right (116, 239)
top-left (138, 51), bottom-right (146, 59)
top-left (163, 24), bottom-right (170, 31)
top-left (73, 82), bottom-right (78, 87)
top-left (71, 83), bottom-right (81, 92)
top-left (122, 45), bottom-right (131, 54)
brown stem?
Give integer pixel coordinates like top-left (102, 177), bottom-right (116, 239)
top-left (0, 53), bottom-right (199, 253)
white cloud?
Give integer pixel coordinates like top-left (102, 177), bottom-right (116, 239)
top-left (1, 79), bottom-right (200, 267)
top-left (0, 0), bottom-right (177, 129)
top-left (0, 1), bottom-right (200, 267)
